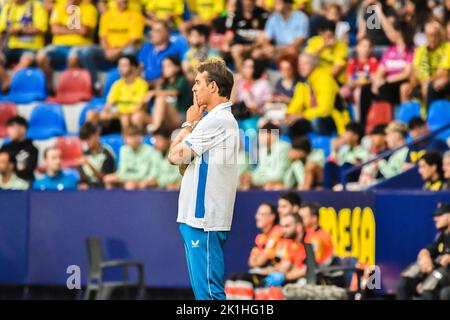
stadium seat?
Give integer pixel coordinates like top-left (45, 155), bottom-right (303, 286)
top-left (427, 99), bottom-right (450, 141)
top-left (27, 103), bottom-right (66, 140)
top-left (79, 101), bottom-right (104, 128)
top-left (100, 134), bottom-right (124, 163)
top-left (309, 133), bottom-right (332, 158)
top-left (54, 136), bottom-right (82, 168)
top-left (48, 68), bottom-right (93, 104)
top-left (0, 102), bottom-right (17, 137)
top-left (365, 101), bottom-right (392, 134)
top-left (0, 68), bottom-right (46, 103)
top-left (102, 68), bottom-right (120, 99)
top-left (395, 101), bottom-right (421, 124)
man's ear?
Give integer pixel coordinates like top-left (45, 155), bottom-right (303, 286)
top-left (209, 81), bottom-right (218, 94)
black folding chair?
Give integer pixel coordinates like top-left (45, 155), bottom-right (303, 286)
top-left (84, 238), bottom-right (146, 300)
top-left (304, 243), bottom-right (365, 299)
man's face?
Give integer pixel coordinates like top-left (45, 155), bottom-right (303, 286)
top-left (45, 149), bottom-right (62, 172)
top-left (370, 133), bottom-right (386, 153)
top-left (116, 0), bottom-right (128, 10)
top-left (274, 0), bottom-right (289, 13)
top-left (242, 0), bottom-right (255, 12)
top-left (356, 39), bottom-right (372, 60)
top-left (409, 125), bottom-right (428, 140)
top-left (418, 159), bottom-right (436, 181)
top-left (298, 55), bottom-right (314, 78)
top-left (151, 23), bottom-right (169, 46)
top-left (425, 24), bottom-right (442, 50)
top-left (299, 207), bottom-right (317, 229)
top-left (443, 156), bottom-right (450, 179)
top-left (280, 215), bottom-right (297, 240)
top-left (386, 131), bottom-right (402, 149)
top-left (118, 58), bottom-right (133, 78)
top-left (255, 204), bottom-right (275, 230)
top-left (153, 135), bottom-right (170, 153)
top-left (124, 134), bottom-right (142, 150)
top-left (278, 199), bottom-right (297, 218)
top-left (83, 134), bottom-right (99, 151)
top-left (0, 153), bottom-right (13, 175)
top-left (320, 30), bottom-right (335, 43)
top-left (192, 71), bottom-right (210, 107)
top-left (188, 30), bottom-right (206, 48)
top-left (343, 130), bottom-right (358, 145)
top-left (434, 213), bottom-right (450, 230)
top-left (7, 123), bottom-right (26, 141)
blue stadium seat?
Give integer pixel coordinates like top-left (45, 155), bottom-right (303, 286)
top-left (27, 103), bottom-right (66, 140)
top-left (309, 133), bottom-right (333, 158)
top-left (427, 99), bottom-right (450, 141)
top-left (100, 134), bottom-right (124, 164)
top-left (102, 68), bottom-right (120, 98)
top-left (0, 68), bottom-right (46, 104)
top-left (395, 101), bottom-right (421, 124)
top-left (78, 101), bottom-right (104, 128)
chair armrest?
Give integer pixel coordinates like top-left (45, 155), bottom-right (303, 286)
top-left (100, 260), bottom-right (143, 269)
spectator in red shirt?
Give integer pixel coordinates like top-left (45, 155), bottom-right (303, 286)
top-left (341, 36), bottom-right (378, 123)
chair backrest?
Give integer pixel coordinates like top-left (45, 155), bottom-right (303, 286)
top-left (79, 101), bottom-right (104, 128)
top-left (304, 243), bottom-right (318, 284)
top-left (428, 99), bottom-right (450, 141)
top-left (103, 68), bottom-right (120, 98)
top-left (54, 136), bottom-right (82, 168)
top-left (54, 68), bottom-right (93, 103)
top-left (28, 103), bottom-right (66, 139)
top-left (0, 103), bottom-right (17, 137)
top-left (366, 101), bottom-right (392, 134)
top-left (100, 134), bottom-right (124, 164)
top-left (10, 68), bottom-right (46, 99)
top-left (395, 101), bottom-right (421, 124)
top-left (86, 238), bottom-right (105, 281)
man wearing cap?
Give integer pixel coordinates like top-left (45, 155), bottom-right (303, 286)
top-left (396, 203), bottom-right (450, 300)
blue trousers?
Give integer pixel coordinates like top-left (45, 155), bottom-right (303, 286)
top-left (179, 223), bottom-right (229, 300)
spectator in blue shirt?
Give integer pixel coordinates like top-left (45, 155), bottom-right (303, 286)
top-left (256, 0), bottom-right (309, 60)
top-left (33, 147), bottom-right (79, 191)
top-left (138, 20), bottom-right (187, 85)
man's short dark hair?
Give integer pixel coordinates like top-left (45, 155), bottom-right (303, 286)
top-left (43, 147), bottom-right (60, 159)
top-left (260, 121), bottom-right (280, 132)
top-left (420, 151), bottom-right (443, 175)
top-left (119, 54), bottom-right (139, 68)
top-left (7, 115), bottom-right (28, 128)
top-left (283, 213), bottom-right (303, 225)
top-left (408, 117), bottom-right (426, 131)
top-left (188, 24), bottom-right (211, 39)
top-left (153, 126), bottom-right (172, 139)
top-left (291, 136), bottom-right (312, 154)
top-left (346, 122), bottom-right (364, 143)
top-left (123, 125), bottom-right (143, 137)
top-left (79, 122), bottom-right (100, 140)
top-left (197, 57), bottom-right (234, 99)
top-left (317, 18), bottom-right (336, 33)
top-left (301, 201), bottom-right (320, 219)
top-left (0, 149), bottom-right (16, 167)
top-left (370, 124), bottom-right (387, 136)
top-left (280, 192), bottom-right (302, 207)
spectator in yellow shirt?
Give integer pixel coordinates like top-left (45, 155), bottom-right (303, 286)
top-left (92, 55), bottom-right (148, 133)
top-left (411, 20), bottom-right (450, 106)
top-left (304, 18), bottom-right (349, 85)
top-left (37, 0), bottom-right (98, 90)
top-left (0, 0), bottom-right (48, 91)
top-left (79, 0), bottom-right (144, 90)
top-left (286, 53), bottom-right (348, 136)
top-left (144, 0), bottom-right (184, 29)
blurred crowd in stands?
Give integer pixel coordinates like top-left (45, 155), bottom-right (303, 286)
top-left (0, 0), bottom-right (450, 191)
